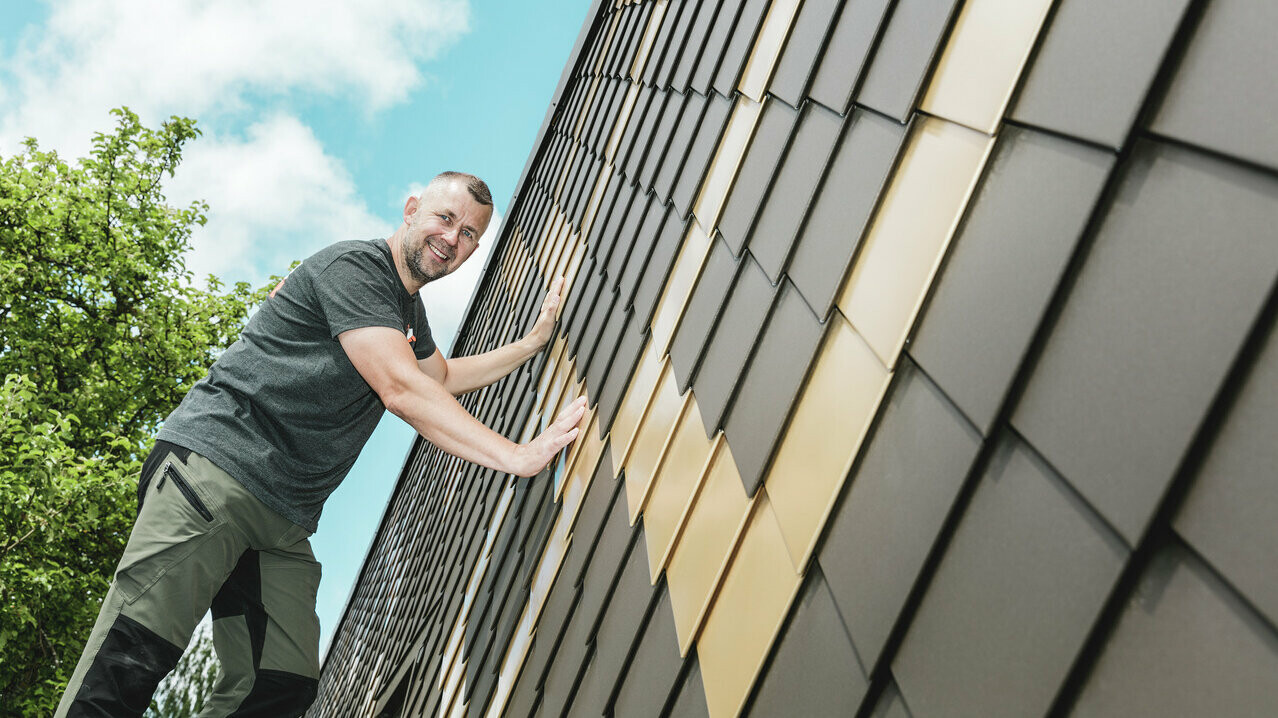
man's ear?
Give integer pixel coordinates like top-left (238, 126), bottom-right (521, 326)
top-left (403, 194), bottom-right (420, 225)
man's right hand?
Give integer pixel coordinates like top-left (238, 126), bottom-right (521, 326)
top-left (510, 396), bottom-right (587, 477)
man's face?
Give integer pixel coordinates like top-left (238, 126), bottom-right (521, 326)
top-left (402, 180), bottom-right (492, 285)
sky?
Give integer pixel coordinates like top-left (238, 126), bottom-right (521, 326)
top-left (0, 0), bottom-right (592, 657)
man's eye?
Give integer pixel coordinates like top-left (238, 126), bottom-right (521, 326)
top-left (462, 230), bottom-right (473, 240)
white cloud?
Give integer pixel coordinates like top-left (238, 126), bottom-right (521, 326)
top-left (0, 0), bottom-right (473, 288)
top-left (165, 114), bottom-right (394, 286)
top-left (419, 209), bottom-right (501, 355)
top-left (0, 0), bottom-right (470, 156)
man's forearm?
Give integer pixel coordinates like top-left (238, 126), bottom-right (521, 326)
top-left (442, 335), bottom-right (541, 395)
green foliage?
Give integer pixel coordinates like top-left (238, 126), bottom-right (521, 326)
top-left (147, 620), bottom-right (219, 718)
top-left (0, 108), bottom-right (268, 713)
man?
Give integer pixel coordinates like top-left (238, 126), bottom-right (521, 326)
top-left (56, 171), bottom-right (586, 716)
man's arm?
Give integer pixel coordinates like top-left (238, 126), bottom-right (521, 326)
top-left (419, 277), bottom-right (563, 395)
top-left (340, 324), bottom-right (584, 477)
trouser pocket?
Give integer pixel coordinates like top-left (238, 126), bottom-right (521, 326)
top-left (115, 455), bottom-right (226, 604)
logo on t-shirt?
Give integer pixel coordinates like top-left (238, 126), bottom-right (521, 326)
top-left (405, 325), bottom-right (417, 344)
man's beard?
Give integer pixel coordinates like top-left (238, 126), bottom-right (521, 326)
top-left (405, 242), bottom-right (448, 284)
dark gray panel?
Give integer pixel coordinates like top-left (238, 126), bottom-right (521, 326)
top-left (867, 679), bottom-right (913, 718)
top-left (712, 0), bottom-right (771, 96)
top-left (667, 656), bottom-right (710, 718)
top-left (722, 280), bottom-right (824, 497)
top-left (605, 189), bottom-right (654, 292)
top-left (563, 260), bottom-right (602, 358)
top-left (910, 127), bottom-right (1115, 433)
top-left (587, 169), bottom-right (625, 252)
top-left (626, 91), bottom-right (675, 185)
top-left (595, 182), bottom-right (640, 272)
top-left (717, 99), bottom-right (800, 256)
top-left (643, 0), bottom-right (689, 87)
top-left (672, 0), bottom-right (724, 92)
top-left (505, 661), bottom-right (542, 718)
top-left (787, 108), bottom-right (904, 320)
top-left (748, 101), bottom-right (845, 283)
top-left (1011, 0), bottom-right (1190, 149)
top-left (656, 0), bottom-right (701, 89)
top-left (613, 588), bottom-right (684, 718)
top-left (855, 0), bottom-right (959, 122)
top-left (892, 435), bottom-right (1128, 718)
top-left (617, 195), bottom-right (668, 309)
top-left (672, 92), bottom-right (733, 217)
top-left (1012, 140), bottom-right (1278, 544)
top-left (1151, 0), bottom-right (1278, 172)
top-left (690, 253), bottom-right (779, 437)
top-left (584, 303), bottom-right (631, 416)
top-left (575, 286), bottom-right (618, 380)
top-left (748, 568), bottom-right (869, 717)
top-left (632, 207), bottom-right (687, 330)
top-left (616, 85), bottom-right (658, 176)
top-left (668, 237), bottom-right (740, 392)
top-left (809, 0), bottom-right (893, 114)
top-left (1071, 543), bottom-right (1278, 717)
top-left (615, 3), bottom-right (653, 79)
top-left (768, 0), bottom-right (841, 109)
top-left (571, 528), bottom-right (657, 717)
top-left (564, 649), bottom-right (603, 718)
top-left (540, 616), bottom-right (591, 717)
top-left (819, 360), bottom-right (981, 669)
top-left (595, 311), bottom-right (648, 436)
top-left (655, 92), bottom-right (707, 202)
top-left (1175, 321), bottom-right (1278, 627)
top-left (561, 449), bottom-right (620, 587)
top-left (591, 77), bottom-right (627, 152)
top-left (638, 91), bottom-right (688, 192)
top-left (525, 580), bottom-right (580, 688)
top-left (689, 0), bottom-right (740, 95)
top-left (574, 483), bottom-right (640, 641)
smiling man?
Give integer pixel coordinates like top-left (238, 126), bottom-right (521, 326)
top-left (56, 172), bottom-right (585, 717)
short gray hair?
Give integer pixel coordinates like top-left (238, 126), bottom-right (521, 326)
top-left (432, 171), bottom-right (492, 207)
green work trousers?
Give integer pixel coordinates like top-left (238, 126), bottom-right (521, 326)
top-left (55, 445), bottom-right (322, 717)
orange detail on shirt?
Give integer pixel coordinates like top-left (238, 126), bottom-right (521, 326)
top-left (406, 325), bottom-right (416, 344)
top-left (269, 278), bottom-right (287, 298)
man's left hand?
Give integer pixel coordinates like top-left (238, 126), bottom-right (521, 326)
top-left (527, 276), bottom-right (563, 348)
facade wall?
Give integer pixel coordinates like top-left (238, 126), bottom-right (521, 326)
top-left (315, 1), bottom-right (1278, 716)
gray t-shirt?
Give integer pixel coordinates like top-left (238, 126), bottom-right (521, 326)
top-left (158, 239), bottom-right (436, 532)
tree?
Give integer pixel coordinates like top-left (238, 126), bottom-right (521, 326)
top-left (146, 619), bottom-right (219, 718)
top-left (0, 108), bottom-right (269, 713)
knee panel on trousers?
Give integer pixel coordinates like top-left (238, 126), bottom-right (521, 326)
top-left (66, 614), bottom-right (183, 718)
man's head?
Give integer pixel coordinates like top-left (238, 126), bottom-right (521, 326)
top-left (397, 171), bottom-right (493, 288)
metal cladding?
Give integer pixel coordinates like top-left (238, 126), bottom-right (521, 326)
top-left (314, 1), bottom-right (1278, 717)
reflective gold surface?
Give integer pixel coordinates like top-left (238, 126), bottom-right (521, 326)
top-left (623, 363), bottom-right (684, 524)
top-left (609, 343), bottom-right (665, 475)
top-left (649, 220), bottom-right (713, 355)
top-left (838, 116), bottom-right (994, 367)
top-left (665, 437), bottom-right (752, 655)
top-left (695, 491), bottom-right (802, 718)
top-left (764, 312), bottom-right (892, 568)
top-left (642, 394), bottom-right (716, 582)
top-left (921, 0), bottom-right (1053, 134)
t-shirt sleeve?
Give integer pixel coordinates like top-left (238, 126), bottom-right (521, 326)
top-left (313, 253), bottom-right (405, 338)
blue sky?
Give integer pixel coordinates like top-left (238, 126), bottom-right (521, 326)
top-left (0, 0), bottom-right (592, 656)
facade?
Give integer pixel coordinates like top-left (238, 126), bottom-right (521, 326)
top-left (313, 1), bottom-right (1278, 716)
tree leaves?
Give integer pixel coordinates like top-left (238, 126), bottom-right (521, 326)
top-left (0, 109), bottom-right (271, 713)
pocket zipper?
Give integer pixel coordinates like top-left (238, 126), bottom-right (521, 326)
top-left (162, 462), bottom-right (215, 522)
